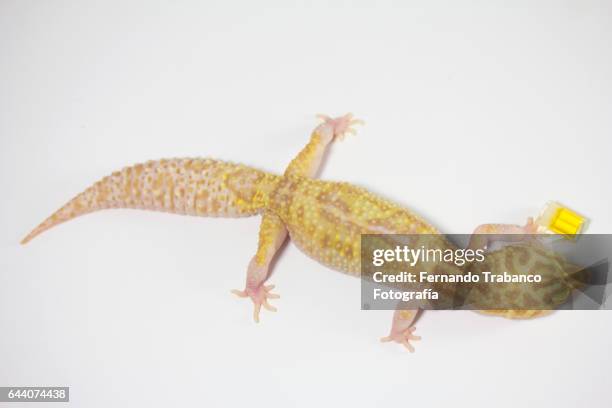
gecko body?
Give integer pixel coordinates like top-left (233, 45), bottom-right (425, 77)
top-left (23, 114), bottom-right (574, 352)
top-left (269, 175), bottom-right (438, 274)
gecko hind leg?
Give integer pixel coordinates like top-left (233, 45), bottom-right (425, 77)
top-left (381, 309), bottom-right (421, 353)
top-left (232, 212), bottom-right (285, 323)
top-left (284, 113), bottom-right (364, 178)
top-left (233, 114), bottom-right (363, 322)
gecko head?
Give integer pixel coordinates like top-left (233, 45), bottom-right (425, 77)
top-left (467, 243), bottom-right (579, 311)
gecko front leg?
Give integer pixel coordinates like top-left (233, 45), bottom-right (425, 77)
top-left (381, 309), bottom-right (421, 352)
top-left (467, 217), bottom-right (538, 250)
top-left (380, 219), bottom-right (537, 349)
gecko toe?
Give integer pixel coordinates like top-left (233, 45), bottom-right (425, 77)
top-left (402, 341), bottom-right (416, 353)
top-left (262, 299), bottom-right (277, 312)
top-left (231, 289), bottom-right (248, 298)
top-left (253, 303), bottom-right (262, 323)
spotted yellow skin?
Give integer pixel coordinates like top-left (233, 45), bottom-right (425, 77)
top-left (269, 176), bottom-right (438, 274)
top-left (21, 158), bottom-right (281, 244)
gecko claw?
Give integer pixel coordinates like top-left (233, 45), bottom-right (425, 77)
top-left (232, 283), bottom-right (280, 323)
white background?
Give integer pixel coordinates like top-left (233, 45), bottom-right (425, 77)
top-left (1, 1), bottom-right (612, 407)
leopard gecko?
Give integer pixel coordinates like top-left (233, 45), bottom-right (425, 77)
top-left (22, 114), bottom-right (566, 352)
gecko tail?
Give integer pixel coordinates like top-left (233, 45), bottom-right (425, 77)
top-left (21, 158), bottom-right (280, 244)
top-left (21, 194), bottom-right (94, 245)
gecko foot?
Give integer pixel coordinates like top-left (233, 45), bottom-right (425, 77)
top-left (231, 284), bottom-right (280, 323)
top-left (380, 326), bottom-right (421, 353)
top-left (316, 113), bottom-right (364, 140)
